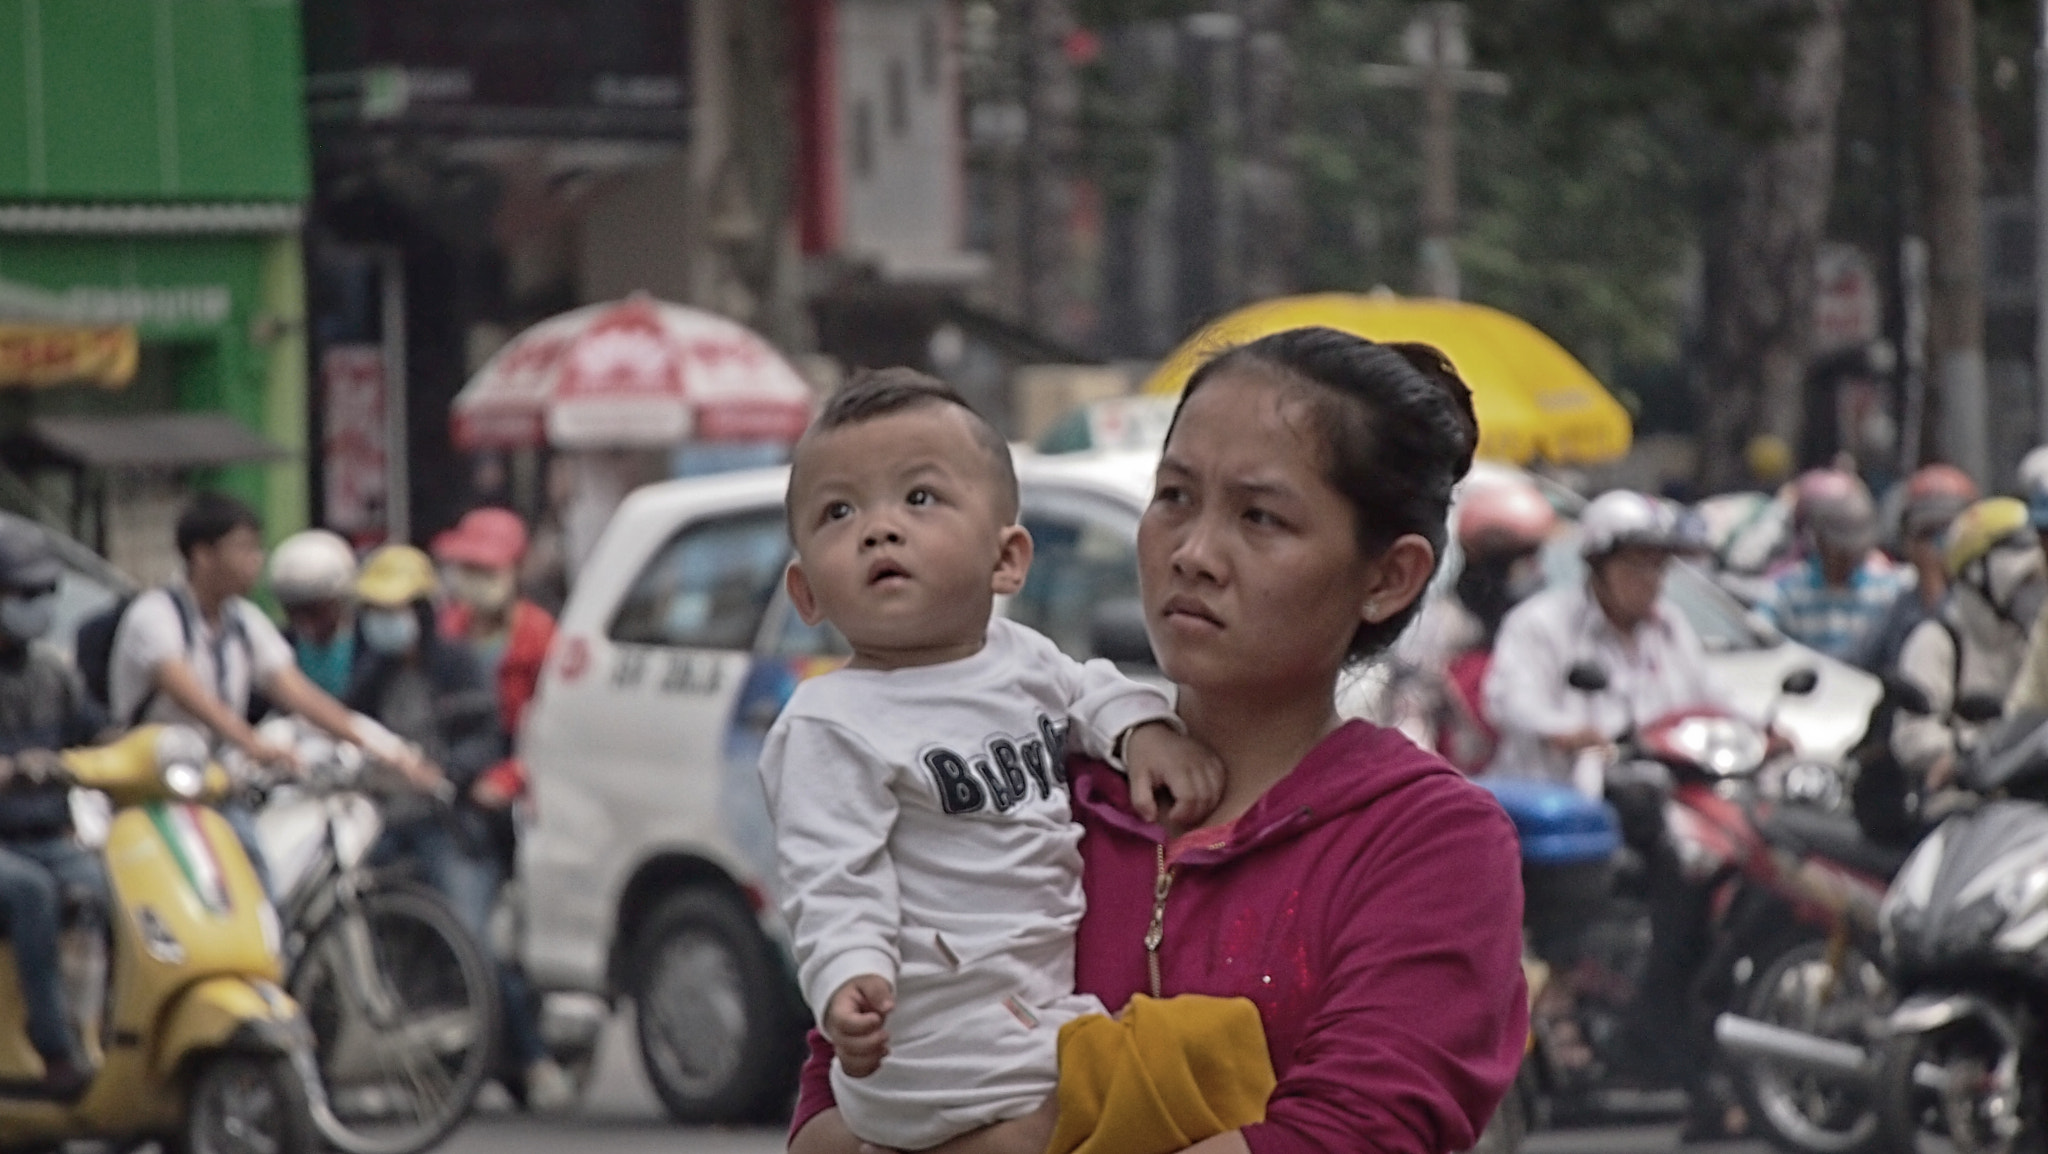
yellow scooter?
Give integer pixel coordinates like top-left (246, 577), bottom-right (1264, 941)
top-left (0, 726), bottom-right (322, 1153)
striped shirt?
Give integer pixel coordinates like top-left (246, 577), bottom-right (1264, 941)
top-left (1759, 554), bottom-right (1909, 662)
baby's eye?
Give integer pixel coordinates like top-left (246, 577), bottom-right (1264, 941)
top-left (906, 488), bottom-right (935, 507)
top-left (823, 501), bottom-right (854, 522)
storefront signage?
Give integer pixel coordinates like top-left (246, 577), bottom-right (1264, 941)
top-left (0, 324), bottom-right (138, 388)
top-left (0, 275), bottom-right (232, 328)
top-left (321, 345), bottom-right (390, 540)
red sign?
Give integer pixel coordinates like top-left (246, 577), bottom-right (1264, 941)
top-left (322, 346), bottom-right (389, 540)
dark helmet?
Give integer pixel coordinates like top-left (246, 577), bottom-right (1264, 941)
top-left (0, 519), bottom-right (61, 594)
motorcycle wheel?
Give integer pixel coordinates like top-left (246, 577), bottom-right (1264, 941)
top-left (631, 887), bottom-right (804, 1123)
top-left (290, 886), bottom-right (501, 1154)
top-left (1736, 936), bottom-right (1889, 1154)
top-left (1876, 1002), bottom-right (2043, 1154)
top-left (176, 1052), bottom-right (317, 1154)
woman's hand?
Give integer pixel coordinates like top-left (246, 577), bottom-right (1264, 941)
top-left (823, 974), bottom-right (895, 1077)
top-left (1120, 722), bottom-right (1226, 833)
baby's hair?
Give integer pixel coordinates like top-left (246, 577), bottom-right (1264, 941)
top-left (797, 367), bottom-right (1020, 521)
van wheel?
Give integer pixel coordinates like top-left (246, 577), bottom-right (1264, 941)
top-left (631, 889), bottom-right (802, 1123)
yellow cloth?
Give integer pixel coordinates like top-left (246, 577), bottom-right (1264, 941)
top-left (1048, 994), bottom-right (1276, 1154)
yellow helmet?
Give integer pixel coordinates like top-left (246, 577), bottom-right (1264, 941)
top-left (1745, 434), bottom-right (1793, 486)
top-left (1942, 497), bottom-right (2032, 578)
top-left (355, 544), bottom-right (439, 607)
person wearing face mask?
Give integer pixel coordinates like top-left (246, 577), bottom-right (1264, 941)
top-left (343, 545), bottom-right (575, 1112)
top-left (1758, 469), bottom-right (1908, 663)
top-left (431, 509), bottom-right (555, 744)
top-left (0, 521), bottom-right (108, 1096)
top-left (1892, 498), bottom-right (2048, 792)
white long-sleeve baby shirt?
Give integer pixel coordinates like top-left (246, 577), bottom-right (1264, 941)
top-left (758, 617), bottom-right (1175, 1149)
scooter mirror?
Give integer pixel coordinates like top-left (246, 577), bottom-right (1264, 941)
top-left (1887, 676), bottom-right (1934, 716)
top-left (1955, 693), bottom-right (2006, 725)
top-left (1779, 668), bottom-right (1819, 696)
top-left (1566, 662), bottom-right (1610, 693)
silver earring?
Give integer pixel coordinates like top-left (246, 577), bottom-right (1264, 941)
top-left (1365, 600), bottom-right (1380, 622)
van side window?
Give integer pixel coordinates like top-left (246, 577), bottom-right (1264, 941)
top-left (609, 512), bottom-right (790, 650)
top-left (1012, 507), bottom-right (1140, 661)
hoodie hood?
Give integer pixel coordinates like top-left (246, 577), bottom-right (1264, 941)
top-left (1073, 720), bottom-right (1469, 865)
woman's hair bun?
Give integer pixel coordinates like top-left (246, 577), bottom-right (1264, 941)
top-left (1386, 342), bottom-right (1479, 474)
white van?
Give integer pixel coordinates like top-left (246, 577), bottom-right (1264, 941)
top-left (516, 450), bottom-right (1877, 1123)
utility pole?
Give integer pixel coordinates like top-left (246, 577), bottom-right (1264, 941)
top-left (1363, 3), bottom-right (1505, 300)
top-left (2035, 0), bottom-right (2048, 450)
top-left (1923, 0), bottom-right (1987, 478)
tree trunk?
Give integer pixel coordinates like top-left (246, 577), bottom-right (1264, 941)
top-left (1698, 0), bottom-right (1847, 493)
top-left (1920, 0), bottom-right (1985, 475)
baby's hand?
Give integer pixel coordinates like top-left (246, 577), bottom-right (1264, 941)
top-left (1121, 722), bottom-right (1224, 833)
top-left (824, 974), bottom-right (895, 1078)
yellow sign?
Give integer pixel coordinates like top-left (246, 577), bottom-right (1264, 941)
top-left (0, 325), bottom-right (139, 389)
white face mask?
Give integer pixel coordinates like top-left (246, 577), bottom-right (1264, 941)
top-left (446, 566), bottom-right (516, 614)
top-left (360, 607), bottom-right (422, 656)
top-left (0, 591), bottom-right (55, 643)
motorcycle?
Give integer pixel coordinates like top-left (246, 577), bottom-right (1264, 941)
top-left (0, 725), bottom-right (323, 1154)
top-left (1548, 661), bottom-right (1904, 1152)
top-left (1871, 702), bottom-right (2048, 1154)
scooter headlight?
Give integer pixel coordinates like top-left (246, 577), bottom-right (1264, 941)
top-left (1654, 716), bottom-right (1768, 777)
top-left (162, 760), bottom-right (207, 800)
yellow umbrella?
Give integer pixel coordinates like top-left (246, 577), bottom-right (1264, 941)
top-left (1139, 294), bottom-right (1632, 466)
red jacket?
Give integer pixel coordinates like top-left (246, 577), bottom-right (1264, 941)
top-left (440, 599), bottom-right (555, 738)
top-left (792, 721), bottom-right (1529, 1153)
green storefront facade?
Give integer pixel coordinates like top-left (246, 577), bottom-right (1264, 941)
top-left (0, 0), bottom-right (312, 539)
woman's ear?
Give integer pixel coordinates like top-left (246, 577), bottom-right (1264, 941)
top-left (1361, 534), bottom-right (1437, 625)
top-left (991, 524), bottom-right (1035, 596)
top-left (786, 561), bottom-right (825, 626)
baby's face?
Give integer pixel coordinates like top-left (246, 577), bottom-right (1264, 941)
top-left (785, 405), bottom-right (1023, 667)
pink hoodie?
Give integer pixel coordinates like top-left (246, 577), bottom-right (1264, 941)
top-left (792, 721), bottom-right (1529, 1154)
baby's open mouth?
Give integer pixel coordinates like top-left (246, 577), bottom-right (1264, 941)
top-left (867, 560), bottom-right (911, 585)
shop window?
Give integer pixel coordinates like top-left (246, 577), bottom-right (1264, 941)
top-left (853, 98), bottom-right (876, 179)
top-left (609, 511), bottom-right (790, 651)
top-left (920, 14), bottom-right (943, 92)
top-left (887, 58), bottom-right (910, 136)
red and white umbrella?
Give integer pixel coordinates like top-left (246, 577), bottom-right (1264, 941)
top-left (451, 295), bottom-right (816, 450)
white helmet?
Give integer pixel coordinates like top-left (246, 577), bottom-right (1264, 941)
top-left (1578, 490), bottom-right (1707, 559)
top-left (268, 529), bottom-right (358, 606)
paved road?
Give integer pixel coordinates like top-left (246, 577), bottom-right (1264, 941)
top-left (435, 1011), bottom-right (1776, 1154)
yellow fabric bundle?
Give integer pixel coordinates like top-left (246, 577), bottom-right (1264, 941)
top-left (1048, 994), bottom-right (1276, 1154)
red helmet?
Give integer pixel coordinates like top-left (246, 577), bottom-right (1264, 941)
top-left (1456, 478), bottom-right (1557, 558)
top-left (1901, 463), bottom-right (1979, 540)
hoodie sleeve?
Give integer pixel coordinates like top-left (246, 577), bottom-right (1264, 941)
top-left (1243, 781), bottom-right (1530, 1154)
top-left (760, 714), bottom-right (903, 1022)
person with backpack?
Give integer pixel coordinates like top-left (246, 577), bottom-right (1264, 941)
top-left (0, 520), bottom-right (108, 1096)
top-left (86, 494), bottom-right (429, 883)
top-left (1892, 498), bottom-right (2046, 792)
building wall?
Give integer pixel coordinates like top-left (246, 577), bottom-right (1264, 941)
top-left (0, 0), bottom-right (310, 201)
top-left (835, 0), bottom-right (967, 278)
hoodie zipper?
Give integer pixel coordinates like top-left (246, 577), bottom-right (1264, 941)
top-left (1145, 842), bottom-right (1175, 998)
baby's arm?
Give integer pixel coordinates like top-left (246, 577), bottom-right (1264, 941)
top-left (1045, 639), bottom-right (1222, 829)
top-left (760, 716), bottom-right (905, 1073)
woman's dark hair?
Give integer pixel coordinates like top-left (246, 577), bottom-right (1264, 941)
top-left (1168, 326), bottom-right (1479, 661)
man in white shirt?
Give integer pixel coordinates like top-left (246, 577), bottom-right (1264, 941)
top-left (109, 494), bottom-right (428, 847)
top-left (1484, 489), bottom-right (1727, 790)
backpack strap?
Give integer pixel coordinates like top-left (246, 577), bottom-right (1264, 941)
top-left (126, 588), bottom-right (192, 728)
top-left (130, 587), bottom-right (249, 729)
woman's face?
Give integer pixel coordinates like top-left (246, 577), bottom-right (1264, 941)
top-left (1137, 369), bottom-right (1391, 702)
